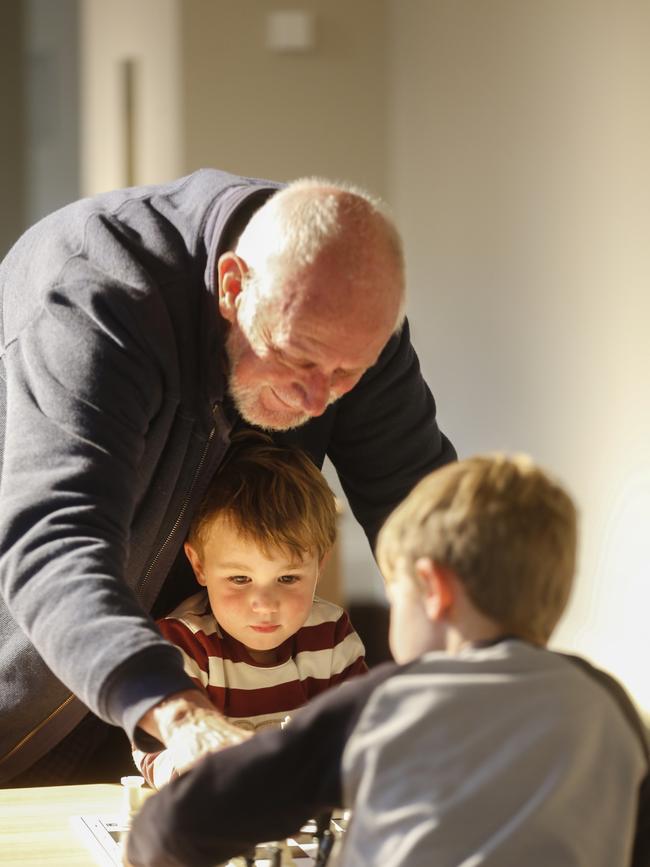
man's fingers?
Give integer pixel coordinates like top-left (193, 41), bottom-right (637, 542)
top-left (165, 708), bottom-right (252, 773)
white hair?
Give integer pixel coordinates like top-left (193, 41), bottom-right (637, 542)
top-left (235, 177), bottom-right (406, 332)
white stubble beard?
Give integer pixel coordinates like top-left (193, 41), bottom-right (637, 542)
top-left (224, 327), bottom-right (312, 431)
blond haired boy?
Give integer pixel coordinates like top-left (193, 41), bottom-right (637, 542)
top-left (133, 434), bottom-right (366, 788)
top-left (127, 454), bottom-right (649, 867)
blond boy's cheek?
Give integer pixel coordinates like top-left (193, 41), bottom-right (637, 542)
top-left (388, 624), bottom-right (405, 663)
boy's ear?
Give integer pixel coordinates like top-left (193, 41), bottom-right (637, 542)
top-left (184, 541), bottom-right (206, 585)
top-left (415, 557), bottom-right (455, 622)
top-left (317, 550), bottom-right (331, 577)
top-left (217, 252), bottom-right (248, 323)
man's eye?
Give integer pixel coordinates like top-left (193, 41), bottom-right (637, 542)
top-left (229, 575), bottom-right (250, 585)
top-left (278, 574), bottom-right (300, 585)
top-left (273, 348), bottom-right (314, 371)
top-left (333, 368), bottom-right (359, 383)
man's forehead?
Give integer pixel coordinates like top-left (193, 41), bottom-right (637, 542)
top-left (271, 310), bottom-right (389, 371)
top-left (254, 261), bottom-right (399, 367)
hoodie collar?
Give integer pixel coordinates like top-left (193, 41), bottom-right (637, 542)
top-left (202, 181), bottom-right (283, 297)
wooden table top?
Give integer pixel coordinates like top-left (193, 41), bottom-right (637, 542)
top-left (0, 783), bottom-right (129, 866)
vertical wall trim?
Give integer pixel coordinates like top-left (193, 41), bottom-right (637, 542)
top-left (80, 0), bottom-right (183, 196)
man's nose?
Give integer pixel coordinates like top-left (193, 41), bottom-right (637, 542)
top-left (295, 370), bottom-right (331, 416)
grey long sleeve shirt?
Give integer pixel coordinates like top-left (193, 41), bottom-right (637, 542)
top-left (127, 641), bottom-right (650, 867)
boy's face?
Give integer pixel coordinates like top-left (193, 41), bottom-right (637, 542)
top-left (185, 518), bottom-right (320, 663)
top-left (386, 561), bottom-right (445, 664)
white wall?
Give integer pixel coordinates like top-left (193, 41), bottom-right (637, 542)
top-left (387, 0), bottom-right (650, 713)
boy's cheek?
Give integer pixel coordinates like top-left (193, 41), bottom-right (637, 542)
top-left (387, 618), bottom-right (403, 663)
top-left (285, 594), bottom-right (309, 616)
top-left (210, 586), bottom-right (243, 606)
top-left (207, 589), bottom-right (245, 621)
top-left (285, 591), bottom-right (315, 622)
top-left (387, 598), bottom-right (414, 662)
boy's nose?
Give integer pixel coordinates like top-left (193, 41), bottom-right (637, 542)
top-left (251, 591), bottom-right (279, 615)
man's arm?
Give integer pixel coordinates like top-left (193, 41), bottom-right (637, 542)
top-left (328, 319), bottom-right (455, 547)
top-left (126, 663), bottom-right (399, 867)
top-left (0, 270), bottom-right (199, 741)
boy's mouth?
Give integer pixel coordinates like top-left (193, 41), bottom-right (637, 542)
top-left (250, 624), bottom-right (280, 633)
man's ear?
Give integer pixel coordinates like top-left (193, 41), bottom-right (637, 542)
top-left (415, 557), bottom-right (455, 622)
top-left (217, 252), bottom-right (248, 323)
top-left (184, 541), bottom-right (206, 586)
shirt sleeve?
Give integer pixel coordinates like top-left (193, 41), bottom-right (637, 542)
top-left (156, 617), bottom-right (213, 691)
top-left (132, 617), bottom-right (221, 788)
top-left (560, 652), bottom-right (650, 867)
top-left (126, 662), bottom-right (399, 867)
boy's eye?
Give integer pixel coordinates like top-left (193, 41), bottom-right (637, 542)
top-left (278, 574), bottom-right (300, 585)
top-left (228, 575), bottom-right (251, 585)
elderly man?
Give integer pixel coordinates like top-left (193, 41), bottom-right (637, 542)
top-left (0, 169), bottom-right (455, 785)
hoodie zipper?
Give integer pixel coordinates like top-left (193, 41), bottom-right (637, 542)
top-left (139, 401), bottom-right (225, 596)
top-left (0, 693), bottom-right (78, 770)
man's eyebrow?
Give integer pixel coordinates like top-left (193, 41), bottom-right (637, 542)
top-left (272, 345), bottom-right (315, 368)
top-left (274, 345), bottom-right (364, 375)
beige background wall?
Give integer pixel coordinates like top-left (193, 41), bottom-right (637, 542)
top-left (180, 0), bottom-right (388, 196)
top-left (80, 0), bottom-right (387, 195)
top-left (387, 0), bottom-right (650, 712)
top-left (24, 0), bottom-right (80, 225)
top-left (0, 2), bottom-right (25, 257)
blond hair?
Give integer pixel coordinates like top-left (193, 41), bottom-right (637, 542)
top-left (188, 432), bottom-right (336, 561)
top-left (376, 455), bottom-right (577, 645)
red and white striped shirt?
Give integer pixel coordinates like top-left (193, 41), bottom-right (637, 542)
top-left (134, 590), bottom-right (367, 787)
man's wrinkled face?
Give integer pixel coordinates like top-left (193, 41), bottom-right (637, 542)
top-left (225, 317), bottom-right (324, 431)
top-left (223, 268), bottom-right (396, 431)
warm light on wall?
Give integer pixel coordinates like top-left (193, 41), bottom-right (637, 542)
top-left (577, 465), bottom-right (650, 717)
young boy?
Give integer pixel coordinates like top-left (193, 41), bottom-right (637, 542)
top-left (133, 434), bottom-right (367, 788)
top-left (126, 454), bottom-right (650, 867)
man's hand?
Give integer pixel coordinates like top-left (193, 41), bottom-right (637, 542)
top-left (137, 689), bottom-right (250, 776)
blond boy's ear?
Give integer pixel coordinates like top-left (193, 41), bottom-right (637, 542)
top-left (184, 541), bottom-right (206, 585)
top-left (414, 557), bottom-right (455, 622)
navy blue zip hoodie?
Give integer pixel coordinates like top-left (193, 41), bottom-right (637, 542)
top-left (0, 169), bottom-right (455, 781)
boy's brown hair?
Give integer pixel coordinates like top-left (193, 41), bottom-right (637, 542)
top-left (188, 432), bottom-right (336, 561)
top-left (376, 454), bottom-right (577, 645)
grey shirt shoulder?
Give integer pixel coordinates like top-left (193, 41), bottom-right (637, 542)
top-left (342, 642), bottom-right (648, 867)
